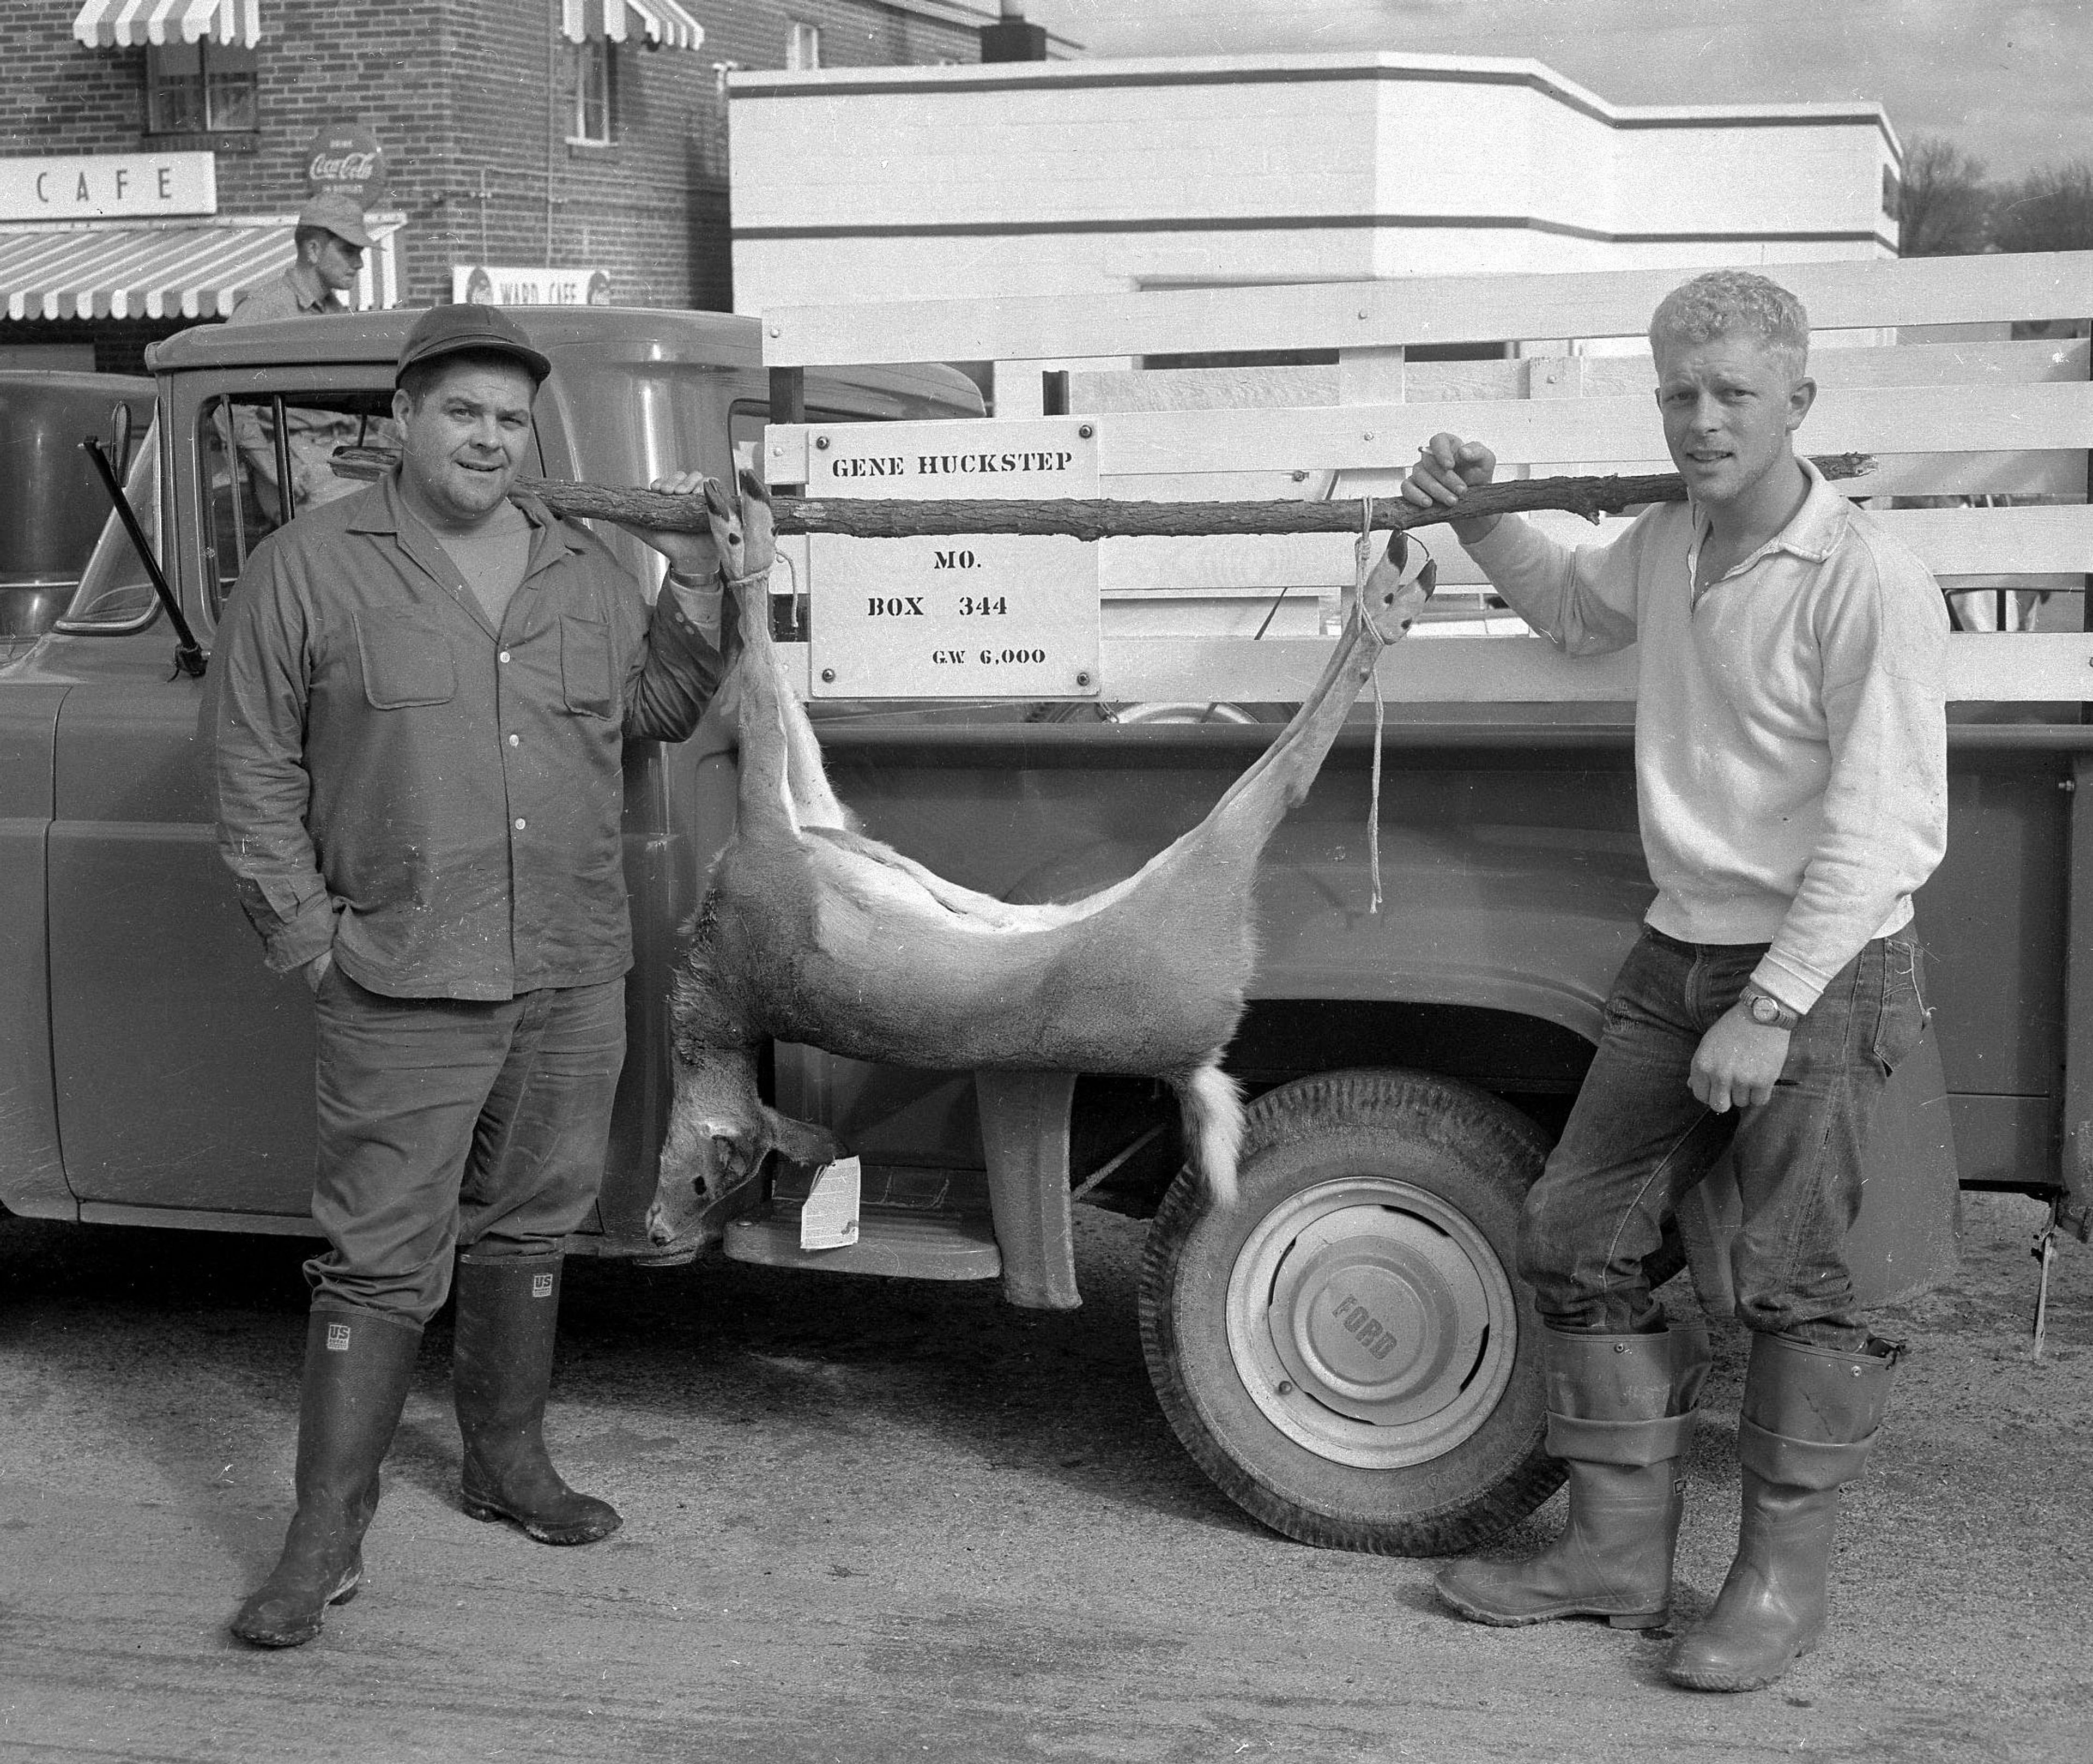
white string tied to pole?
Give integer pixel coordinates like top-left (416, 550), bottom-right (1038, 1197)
top-left (1353, 498), bottom-right (1392, 916)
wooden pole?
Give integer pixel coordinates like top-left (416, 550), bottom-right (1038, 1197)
top-left (329, 449), bottom-right (1872, 539)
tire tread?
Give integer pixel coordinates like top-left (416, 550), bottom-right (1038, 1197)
top-left (1139, 1066), bottom-right (1565, 1556)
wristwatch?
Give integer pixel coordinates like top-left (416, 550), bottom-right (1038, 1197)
top-left (1739, 986), bottom-right (1801, 1032)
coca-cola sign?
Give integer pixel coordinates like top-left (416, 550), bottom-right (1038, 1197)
top-left (303, 125), bottom-right (386, 202)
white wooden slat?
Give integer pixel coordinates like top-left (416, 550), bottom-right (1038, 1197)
top-left (777, 633), bottom-right (2093, 703)
top-left (772, 382), bottom-right (2093, 491)
top-left (1090, 506), bottom-right (2092, 599)
top-left (1876, 504), bottom-right (2093, 576)
top-left (1587, 337), bottom-right (2091, 393)
top-left (1445, 505), bottom-right (2093, 580)
top-left (1103, 594), bottom-right (1335, 641)
top-left (1100, 450), bottom-right (2089, 503)
top-left (763, 251), bottom-right (2093, 368)
top-left (1088, 381), bottom-right (2093, 477)
top-left (1097, 533), bottom-right (1358, 596)
top-left (1107, 634), bottom-right (1638, 704)
top-left (1105, 633), bottom-right (2093, 704)
top-left (1067, 338), bottom-right (2092, 417)
top-left (1854, 452), bottom-right (2089, 499)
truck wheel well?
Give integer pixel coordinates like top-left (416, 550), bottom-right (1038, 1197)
top-left (1071, 999), bottom-right (1597, 1219)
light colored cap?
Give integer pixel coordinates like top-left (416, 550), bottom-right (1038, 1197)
top-left (295, 192), bottom-right (373, 250)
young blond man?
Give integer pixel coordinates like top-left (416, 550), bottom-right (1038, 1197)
top-left (1401, 270), bottom-right (1947, 1692)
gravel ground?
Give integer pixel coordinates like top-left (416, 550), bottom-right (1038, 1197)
top-left (1, 1190), bottom-right (2088, 1763)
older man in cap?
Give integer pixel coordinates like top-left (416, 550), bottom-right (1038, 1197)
top-left (229, 192), bottom-right (374, 325)
top-left (214, 304), bottom-right (732, 1648)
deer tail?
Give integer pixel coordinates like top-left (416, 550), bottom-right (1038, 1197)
top-left (1173, 1062), bottom-right (1243, 1211)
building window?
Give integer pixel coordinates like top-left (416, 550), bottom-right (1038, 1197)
top-left (565, 38), bottom-right (616, 144)
top-left (786, 21), bottom-right (820, 69)
top-left (146, 39), bottom-right (258, 134)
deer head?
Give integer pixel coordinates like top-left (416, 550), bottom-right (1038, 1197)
top-left (701, 468), bottom-right (777, 583)
top-left (646, 1039), bottom-right (844, 1250)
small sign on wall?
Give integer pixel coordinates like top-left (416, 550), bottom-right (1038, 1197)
top-left (0, 153), bottom-right (215, 222)
top-left (304, 124), bottom-right (387, 203)
top-left (803, 417), bottom-right (1102, 700)
top-left (451, 264), bottom-right (613, 306)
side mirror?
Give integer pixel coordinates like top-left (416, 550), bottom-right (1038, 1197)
top-left (108, 402), bottom-right (135, 480)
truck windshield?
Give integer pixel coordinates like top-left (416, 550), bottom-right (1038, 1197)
top-left (58, 420), bottom-right (161, 632)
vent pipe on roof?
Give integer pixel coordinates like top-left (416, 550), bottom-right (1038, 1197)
top-left (980, 0), bottom-right (1047, 62)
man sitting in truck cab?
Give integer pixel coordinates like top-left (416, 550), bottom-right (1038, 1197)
top-left (211, 303), bottom-right (734, 1650)
top-left (1400, 270), bottom-right (1947, 1693)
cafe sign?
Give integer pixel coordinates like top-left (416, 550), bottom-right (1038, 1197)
top-left (451, 264), bottom-right (613, 306)
top-left (0, 151), bottom-right (216, 222)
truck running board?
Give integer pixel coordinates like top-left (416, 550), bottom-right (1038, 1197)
top-left (723, 1201), bottom-right (1002, 1281)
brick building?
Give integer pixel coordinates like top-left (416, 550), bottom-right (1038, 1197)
top-left (2, 0), bottom-right (1050, 371)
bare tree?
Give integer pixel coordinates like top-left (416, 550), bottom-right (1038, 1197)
top-left (1992, 159), bottom-right (2093, 254)
top-left (1896, 135), bottom-right (1991, 256)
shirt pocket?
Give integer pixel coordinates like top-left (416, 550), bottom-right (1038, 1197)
top-left (353, 613), bottom-right (456, 709)
top-left (560, 612), bottom-right (616, 718)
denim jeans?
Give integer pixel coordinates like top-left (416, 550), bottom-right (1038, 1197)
top-left (1519, 928), bottom-right (1929, 1349)
top-left (305, 971), bottom-right (627, 1323)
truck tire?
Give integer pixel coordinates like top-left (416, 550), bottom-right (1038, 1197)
top-left (1139, 1067), bottom-right (1561, 1556)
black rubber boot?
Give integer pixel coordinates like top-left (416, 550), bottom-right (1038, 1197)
top-left (452, 1251), bottom-right (621, 1546)
top-left (232, 1308), bottom-right (421, 1648)
top-left (1437, 1322), bottom-right (1711, 1630)
top-left (1666, 1332), bottom-right (1898, 1692)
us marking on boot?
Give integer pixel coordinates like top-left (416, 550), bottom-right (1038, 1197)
top-left (325, 1323), bottom-right (352, 1351)
top-left (531, 1273), bottom-right (554, 1299)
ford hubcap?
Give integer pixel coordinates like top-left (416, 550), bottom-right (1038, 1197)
top-left (1226, 1177), bottom-right (1519, 1469)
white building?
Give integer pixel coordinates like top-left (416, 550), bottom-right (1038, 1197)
top-left (729, 51), bottom-right (1902, 316)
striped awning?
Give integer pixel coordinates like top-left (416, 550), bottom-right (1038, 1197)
top-left (72, 0), bottom-right (262, 49)
top-left (1, 217), bottom-right (396, 321)
top-left (560, 0), bottom-right (705, 51)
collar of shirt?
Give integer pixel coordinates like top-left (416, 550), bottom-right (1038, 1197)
top-left (346, 470), bottom-right (577, 635)
top-left (283, 260), bottom-right (346, 315)
top-left (1685, 456), bottom-right (1851, 600)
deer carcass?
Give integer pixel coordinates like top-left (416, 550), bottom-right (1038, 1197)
top-left (643, 475), bottom-right (1429, 1253)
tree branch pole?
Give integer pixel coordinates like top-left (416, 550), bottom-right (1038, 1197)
top-left (330, 449), bottom-right (1872, 539)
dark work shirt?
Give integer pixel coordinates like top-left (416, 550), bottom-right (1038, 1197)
top-left (213, 471), bottom-right (726, 999)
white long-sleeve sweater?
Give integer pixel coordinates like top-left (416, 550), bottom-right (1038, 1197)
top-left (1465, 459), bottom-right (1949, 1013)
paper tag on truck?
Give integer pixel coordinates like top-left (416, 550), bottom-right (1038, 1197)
top-left (799, 1156), bottom-right (862, 1251)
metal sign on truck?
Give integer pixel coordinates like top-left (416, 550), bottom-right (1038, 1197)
top-left (801, 417), bottom-right (1101, 698)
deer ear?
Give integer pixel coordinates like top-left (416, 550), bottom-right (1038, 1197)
top-left (736, 469), bottom-right (776, 566)
top-left (701, 478), bottom-right (742, 561)
top-left (760, 1105), bottom-right (842, 1170)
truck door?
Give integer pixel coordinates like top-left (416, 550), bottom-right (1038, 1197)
top-left (46, 373), bottom-right (397, 1222)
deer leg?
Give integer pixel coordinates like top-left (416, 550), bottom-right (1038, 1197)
top-left (1205, 545), bottom-right (1418, 853)
top-left (710, 476), bottom-right (857, 836)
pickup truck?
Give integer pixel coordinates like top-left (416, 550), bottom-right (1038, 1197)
top-left (5, 255), bottom-right (2089, 1560)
